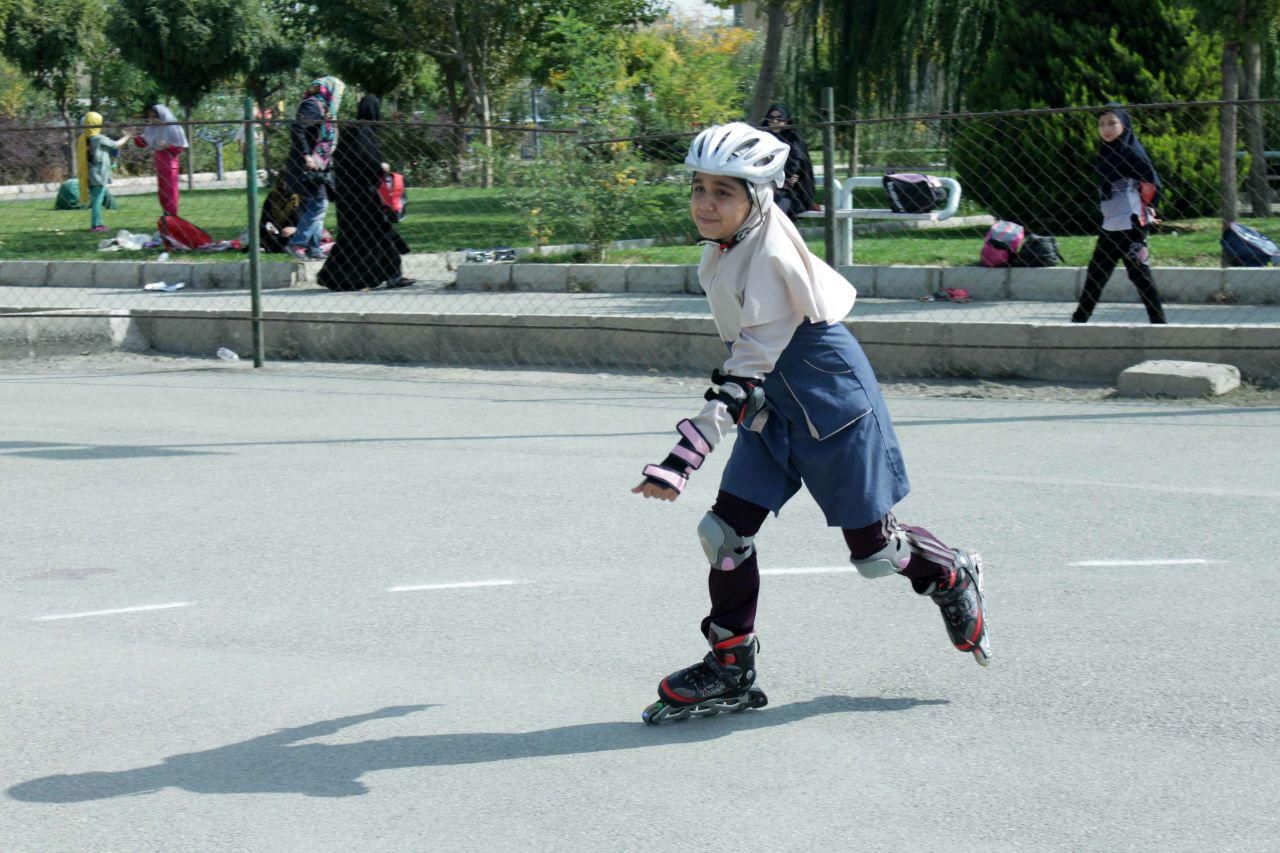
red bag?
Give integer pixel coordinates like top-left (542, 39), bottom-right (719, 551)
top-left (979, 220), bottom-right (1025, 267)
top-left (379, 172), bottom-right (407, 222)
top-left (157, 214), bottom-right (212, 251)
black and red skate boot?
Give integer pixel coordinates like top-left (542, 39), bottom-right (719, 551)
top-left (926, 550), bottom-right (990, 666)
top-left (642, 629), bottom-right (767, 724)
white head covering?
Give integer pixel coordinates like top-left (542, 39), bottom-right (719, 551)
top-left (142, 104), bottom-right (189, 149)
top-left (697, 180), bottom-right (855, 343)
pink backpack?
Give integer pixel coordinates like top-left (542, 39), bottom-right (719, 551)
top-left (980, 220), bottom-right (1025, 267)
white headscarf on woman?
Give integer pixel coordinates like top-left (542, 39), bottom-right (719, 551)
top-left (697, 179), bottom-right (855, 346)
top-left (141, 104), bottom-right (189, 149)
top-left (684, 177), bottom-right (857, 450)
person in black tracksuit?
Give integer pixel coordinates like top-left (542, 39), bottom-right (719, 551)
top-left (1072, 105), bottom-right (1167, 324)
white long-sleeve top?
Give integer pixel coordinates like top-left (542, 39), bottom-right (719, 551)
top-left (687, 187), bottom-right (856, 449)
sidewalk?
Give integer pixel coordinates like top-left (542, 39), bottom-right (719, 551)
top-left (0, 170), bottom-right (257, 201)
top-left (4, 283), bottom-right (1279, 381)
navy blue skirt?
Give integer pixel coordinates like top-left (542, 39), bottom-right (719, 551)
top-left (720, 321), bottom-right (909, 528)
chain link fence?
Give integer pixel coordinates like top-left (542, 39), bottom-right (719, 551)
top-left (2, 101), bottom-right (1279, 382)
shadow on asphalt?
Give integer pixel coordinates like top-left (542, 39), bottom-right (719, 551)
top-left (7, 695), bottom-right (947, 801)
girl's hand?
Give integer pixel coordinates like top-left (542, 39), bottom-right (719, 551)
top-left (631, 481), bottom-right (680, 502)
top-left (381, 162), bottom-right (390, 173)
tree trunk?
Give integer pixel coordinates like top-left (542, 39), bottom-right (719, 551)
top-left (184, 105), bottom-right (195, 191)
top-left (440, 64), bottom-right (468, 183)
top-left (748, 0), bottom-right (789, 125)
top-left (59, 101), bottom-right (76, 179)
top-left (1220, 42), bottom-right (1240, 264)
top-left (1243, 38), bottom-right (1269, 216)
top-left (481, 88), bottom-right (494, 189)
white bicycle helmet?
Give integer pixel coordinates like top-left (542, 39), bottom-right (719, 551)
top-left (685, 122), bottom-right (790, 188)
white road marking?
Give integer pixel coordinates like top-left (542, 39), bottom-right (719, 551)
top-left (760, 566), bottom-right (859, 576)
top-left (933, 472), bottom-right (1280, 500)
top-left (33, 602), bottom-right (191, 621)
top-left (1069, 559), bottom-right (1215, 567)
top-left (387, 580), bottom-right (524, 592)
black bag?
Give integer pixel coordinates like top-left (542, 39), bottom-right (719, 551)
top-left (1012, 234), bottom-right (1062, 267)
top-left (883, 172), bottom-right (947, 213)
top-left (1221, 222), bottom-right (1280, 266)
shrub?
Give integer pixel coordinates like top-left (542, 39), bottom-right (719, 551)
top-left (952, 0), bottom-right (1219, 234)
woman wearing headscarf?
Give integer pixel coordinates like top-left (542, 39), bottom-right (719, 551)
top-left (282, 76), bottom-right (346, 260)
top-left (258, 180), bottom-right (301, 253)
top-left (132, 104), bottom-right (188, 216)
top-left (76, 112), bottom-right (132, 232)
top-left (760, 104), bottom-right (815, 223)
top-left (318, 94), bottom-right (412, 290)
top-left (1071, 105), bottom-right (1166, 324)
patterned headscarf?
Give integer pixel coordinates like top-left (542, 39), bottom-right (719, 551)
top-left (76, 112), bottom-right (103, 202)
top-left (305, 76), bottom-right (346, 163)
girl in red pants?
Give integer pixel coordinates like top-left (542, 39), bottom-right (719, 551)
top-left (134, 104), bottom-right (188, 216)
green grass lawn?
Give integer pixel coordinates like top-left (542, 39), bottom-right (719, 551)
top-left (0, 183), bottom-right (1263, 269)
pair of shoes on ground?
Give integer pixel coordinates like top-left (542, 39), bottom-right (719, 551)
top-left (286, 245), bottom-right (326, 261)
top-left (90, 225), bottom-right (108, 233)
top-left (381, 275), bottom-right (416, 289)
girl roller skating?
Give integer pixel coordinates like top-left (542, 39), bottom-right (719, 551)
top-left (634, 122), bottom-right (989, 725)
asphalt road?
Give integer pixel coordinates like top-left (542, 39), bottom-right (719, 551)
top-left (2, 358), bottom-right (1277, 852)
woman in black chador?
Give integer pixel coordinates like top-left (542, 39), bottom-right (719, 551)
top-left (760, 103), bottom-right (816, 223)
top-left (318, 94), bottom-right (412, 291)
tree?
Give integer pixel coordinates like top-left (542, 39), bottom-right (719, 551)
top-left (628, 23), bottom-right (757, 134)
top-left (816, 0), bottom-right (1000, 116)
top-left (1190, 0), bottom-right (1280, 228)
top-left (952, 0), bottom-right (1220, 233)
top-left (505, 11), bottom-right (662, 260)
top-left (107, 0), bottom-right (265, 187)
top-left (2, 0), bottom-right (99, 173)
top-left (307, 0), bottom-right (661, 184)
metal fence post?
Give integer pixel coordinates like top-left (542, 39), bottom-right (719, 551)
top-left (822, 86), bottom-right (836, 267)
top-left (244, 98), bottom-right (264, 368)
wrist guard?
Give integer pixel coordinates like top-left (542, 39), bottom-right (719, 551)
top-left (641, 419), bottom-right (710, 494)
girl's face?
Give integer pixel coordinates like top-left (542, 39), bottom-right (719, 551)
top-left (1098, 112), bottom-right (1124, 143)
top-left (690, 172), bottom-right (751, 242)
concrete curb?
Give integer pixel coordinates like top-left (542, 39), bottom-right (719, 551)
top-left (1118, 360), bottom-right (1242, 397)
top-left (0, 252), bottom-right (457, 291)
top-left (0, 308), bottom-right (147, 357)
top-left (11, 307), bottom-right (1276, 382)
top-left (457, 262), bottom-right (1280, 305)
top-left (0, 260), bottom-right (293, 290)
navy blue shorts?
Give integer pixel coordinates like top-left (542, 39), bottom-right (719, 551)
top-left (720, 321), bottom-right (909, 529)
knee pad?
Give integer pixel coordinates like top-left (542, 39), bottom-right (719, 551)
top-left (698, 511), bottom-right (755, 572)
top-left (850, 529), bottom-right (911, 579)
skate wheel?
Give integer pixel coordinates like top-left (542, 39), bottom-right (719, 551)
top-left (746, 687), bottom-right (769, 709)
top-left (643, 701), bottom-right (691, 725)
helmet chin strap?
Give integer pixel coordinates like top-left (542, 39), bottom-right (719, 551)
top-left (698, 182), bottom-right (769, 252)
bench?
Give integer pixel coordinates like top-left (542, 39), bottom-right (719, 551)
top-left (799, 175), bottom-right (963, 265)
